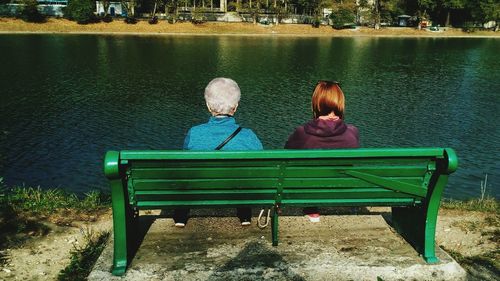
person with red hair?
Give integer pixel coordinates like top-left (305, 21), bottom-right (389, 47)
top-left (285, 80), bottom-right (359, 222)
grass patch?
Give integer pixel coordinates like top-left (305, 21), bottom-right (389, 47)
top-left (0, 178), bottom-right (110, 251)
top-left (441, 197), bottom-right (499, 213)
top-left (58, 229), bottom-right (110, 281)
top-left (5, 186), bottom-right (110, 215)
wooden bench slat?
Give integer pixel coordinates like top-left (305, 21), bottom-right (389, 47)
top-left (282, 188), bottom-right (421, 200)
top-left (134, 189), bottom-right (276, 203)
top-left (131, 178), bottom-right (423, 190)
top-left (127, 158), bottom-right (431, 168)
top-left (136, 200), bottom-right (275, 208)
top-left (133, 179), bottom-right (279, 189)
top-left (129, 166), bottom-right (428, 179)
top-left (120, 148), bottom-right (447, 160)
top-left (280, 198), bottom-right (418, 206)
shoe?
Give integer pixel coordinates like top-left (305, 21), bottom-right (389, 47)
top-left (306, 213), bottom-right (320, 223)
top-left (174, 222), bottom-right (185, 228)
top-left (240, 218), bottom-right (251, 226)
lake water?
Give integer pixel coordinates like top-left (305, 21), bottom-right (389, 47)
top-left (0, 34), bottom-right (498, 199)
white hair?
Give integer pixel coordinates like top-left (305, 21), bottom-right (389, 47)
top-left (204, 77), bottom-right (241, 115)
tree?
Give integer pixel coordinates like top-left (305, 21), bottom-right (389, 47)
top-left (357, 0), bottom-right (372, 24)
top-left (18, 0), bottom-right (46, 23)
top-left (418, 0), bottom-right (437, 19)
top-left (166, 0), bottom-right (179, 22)
top-left (64, 0), bottom-right (96, 24)
top-left (101, 0), bottom-right (111, 17)
top-left (270, 0), bottom-right (290, 25)
top-left (249, 0), bottom-right (263, 24)
top-left (148, 0), bottom-right (163, 22)
top-left (330, 4), bottom-right (356, 28)
top-left (121, 0), bottom-right (140, 18)
top-left (468, 0), bottom-right (500, 31)
top-left (297, 0), bottom-right (327, 16)
top-left (373, 0), bottom-right (381, 28)
top-left (441, 0), bottom-right (465, 26)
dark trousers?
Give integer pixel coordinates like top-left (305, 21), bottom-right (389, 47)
top-left (173, 207), bottom-right (252, 224)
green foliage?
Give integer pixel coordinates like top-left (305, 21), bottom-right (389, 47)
top-left (4, 186), bottom-right (109, 216)
top-left (468, 0), bottom-right (500, 23)
top-left (418, 0), bottom-right (437, 15)
top-left (0, 180), bottom-right (50, 249)
top-left (330, 6), bottom-right (356, 29)
top-left (442, 0), bottom-right (466, 10)
top-left (1, 184), bottom-right (110, 251)
top-left (58, 231), bottom-right (110, 281)
top-left (124, 16), bottom-right (138, 24)
top-left (121, 0), bottom-right (140, 17)
top-left (102, 14), bottom-right (113, 22)
top-left (441, 197), bottom-right (499, 213)
top-left (18, 0), bottom-right (46, 23)
top-left (64, 0), bottom-right (97, 24)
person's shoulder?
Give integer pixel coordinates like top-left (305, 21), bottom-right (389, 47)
top-left (290, 124), bottom-right (307, 136)
top-left (234, 127), bottom-right (262, 149)
top-left (241, 127), bottom-right (257, 135)
top-left (346, 124), bottom-right (359, 134)
top-left (240, 128), bottom-right (262, 141)
top-left (189, 122), bottom-right (211, 133)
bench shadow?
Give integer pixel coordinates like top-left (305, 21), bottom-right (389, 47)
top-left (159, 207), bottom-right (390, 219)
top-left (279, 206), bottom-right (391, 216)
top-left (206, 241), bottom-right (306, 281)
top-left (127, 214), bottom-right (156, 265)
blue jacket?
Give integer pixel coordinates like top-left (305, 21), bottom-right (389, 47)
top-left (183, 116), bottom-right (263, 150)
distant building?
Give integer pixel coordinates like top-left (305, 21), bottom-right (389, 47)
top-left (397, 15), bottom-right (411, 27)
top-left (4, 0), bottom-right (68, 16)
top-left (96, 1), bottom-right (123, 16)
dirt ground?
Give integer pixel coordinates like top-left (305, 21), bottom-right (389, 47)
top-left (0, 207), bottom-right (497, 280)
top-left (0, 18), bottom-right (498, 38)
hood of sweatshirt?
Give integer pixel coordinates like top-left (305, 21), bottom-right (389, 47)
top-left (303, 118), bottom-right (348, 137)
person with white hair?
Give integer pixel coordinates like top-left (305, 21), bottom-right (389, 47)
top-left (173, 77), bottom-right (263, 227)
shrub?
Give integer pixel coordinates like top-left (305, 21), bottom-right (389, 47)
top-left (330, 6), bottom-right (356, 29)
top-left (63, 0), bottom-right (97, 24)
top-left (311, 17), bottom-right (321, 28)
top-left (124, 17), bottom-right (137, 24)
top-left (148, 16), bottom-right (158, 24)
top-left (18, 0), bottom-right (46, 23)
top-left (101, 14), bottom-right (113, 23)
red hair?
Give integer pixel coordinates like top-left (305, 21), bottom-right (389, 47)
top-left (311, 81), bottom-right (345, 119)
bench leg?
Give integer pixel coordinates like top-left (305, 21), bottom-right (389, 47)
top-left (110, 178), bottom-right (134, 276)
top-left (392, 175), bottom-right (449, 264)
top-left (271, 207), bottom-right (279, 246)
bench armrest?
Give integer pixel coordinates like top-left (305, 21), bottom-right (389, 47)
top-left (104, 151), bottom-right (121, 180)
top-left (443, 148), bottom-right (458, 175)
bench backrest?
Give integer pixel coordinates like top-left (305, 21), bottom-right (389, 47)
top-left (104, 148), bottom-right (457, 210)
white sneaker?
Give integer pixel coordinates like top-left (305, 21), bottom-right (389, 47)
top-left (241, 221), bottom-right (251, 226)
top-left (306, 213), bottom-right (320, 223)
top-left (175, 222), bottom-right (185, 228)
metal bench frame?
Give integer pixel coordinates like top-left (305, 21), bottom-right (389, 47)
top-left (104, 148), bottom-right (458, 276)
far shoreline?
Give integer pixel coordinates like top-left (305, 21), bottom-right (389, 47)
top-left (1, 30), bottom-right (499, 39)
top-left (1, 18), bottom-right (498, 38)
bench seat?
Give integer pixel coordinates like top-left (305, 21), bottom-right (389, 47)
top-left (104, 148), bottom-right (458, 276)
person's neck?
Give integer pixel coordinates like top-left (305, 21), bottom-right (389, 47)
top-left (318, 113), bottom-right (339, 121)
top-left (213, 114), bottom-right (233, 118)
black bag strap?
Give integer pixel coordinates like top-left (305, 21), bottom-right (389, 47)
top-left (215, 126), bottom-right (242, 150)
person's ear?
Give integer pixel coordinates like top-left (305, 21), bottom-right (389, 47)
top-left (206, 103), bottom-right (215, 115)
top-left (231, 103), bottom-right (239, 115)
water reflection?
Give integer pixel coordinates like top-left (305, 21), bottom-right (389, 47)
top-left (0, 35), bottom-right (498, 198)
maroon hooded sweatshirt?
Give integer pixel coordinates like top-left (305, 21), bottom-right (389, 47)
top-left (285, 118), bottom-right (359, 149)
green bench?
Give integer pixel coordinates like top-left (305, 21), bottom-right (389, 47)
top-left (104, 148), bottom-right (458, 276)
